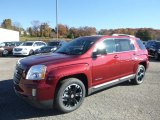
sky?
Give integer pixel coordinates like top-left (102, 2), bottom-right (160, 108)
top-left (0, 0), bottom-right (160, 30)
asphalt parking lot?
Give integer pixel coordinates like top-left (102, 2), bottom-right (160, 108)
top-left (0, 57), bottom-right (160, 120)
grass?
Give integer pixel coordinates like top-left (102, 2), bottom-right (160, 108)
top-left (20, 36), bottom-right (71, 42)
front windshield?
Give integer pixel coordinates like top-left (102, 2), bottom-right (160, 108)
top-left (21, 42), bottom-right (33, 46)
top-left (56, 36), bottom-right (100, 55)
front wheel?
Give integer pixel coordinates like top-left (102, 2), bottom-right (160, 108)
top-left (29, 50), bottom-right (34, 55)
top-left (2, 50), bottom-right (9, 56)
top-left (55, 78), bottom-right (86, 113)
top-left (131, 65), bottom-right (146, 85)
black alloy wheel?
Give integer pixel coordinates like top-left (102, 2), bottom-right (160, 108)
top-left (131, 65), bottom-right (146, 85)
top-left (55, 78), bottom-right (86, 113)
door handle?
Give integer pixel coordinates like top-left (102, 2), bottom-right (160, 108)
top-left (114, 55), bottom-right (119, 58)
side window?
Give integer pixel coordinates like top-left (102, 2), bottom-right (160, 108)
top-left (136, 39), bottom-right (146, 50)
top-left (103, 39), bottom-right (116, 53)
top-left (41, 42), bottom-right (46, 46)
top-left (34, 42), bottom-right (38, 46)
top-left (116, 39), bottom-right (134, 52)
top-left (37, 42), bottom-right (42, 46)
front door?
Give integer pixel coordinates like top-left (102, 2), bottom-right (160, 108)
top-left (92, 39), bottom-right (121, 86)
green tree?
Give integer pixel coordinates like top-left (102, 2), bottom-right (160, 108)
top-left (1, 19), bottom-right (13, 29)
top-left (55, 24), bottom-right (69, 38)
top-left (136, 29), bottom-right (152, 41)
top-left (40, 23), bottom-right (52, 37)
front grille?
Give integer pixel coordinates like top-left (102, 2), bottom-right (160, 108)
top-left (13, 65), bottom-right (24, 84)
top-left (14, 48), bottom-right (22, 51)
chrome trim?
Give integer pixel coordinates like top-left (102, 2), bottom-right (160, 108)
top-left (119, 74), bottom-right (135, 81)
top-left (93, 79), bottom-right (119, 89)
top-left (93, 74), bottom-right (135, 89)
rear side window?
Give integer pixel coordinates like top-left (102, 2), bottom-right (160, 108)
top-left (116, 39), bottom-right (135, 52)
top-left (136, 39), bottom-right (146, 50)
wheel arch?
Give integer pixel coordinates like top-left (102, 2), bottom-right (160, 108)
top-left (54, 73), bottom-right (89, 98)
top-left (139, 61), bottom-right (147, 70)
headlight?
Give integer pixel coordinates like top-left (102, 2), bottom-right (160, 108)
top-left (51, 47), bottom-right (57, 51)
top-left (26, 65), bottom-right (47, 80)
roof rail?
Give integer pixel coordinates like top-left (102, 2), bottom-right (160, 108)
top-left (112, 34), bottom-right (135, 38)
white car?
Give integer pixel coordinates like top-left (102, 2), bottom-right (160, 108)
top-left (13, 41), bottom-right (46, 56)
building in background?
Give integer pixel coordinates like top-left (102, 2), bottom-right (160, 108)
top-left (0, 28), bottom-right (19, 43)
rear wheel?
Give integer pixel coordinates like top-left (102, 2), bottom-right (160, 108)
top-left (154, 52), bottom-right (160, 60)
top-left (131, 65), bottom-right (146, 85)
top-left (29, 50), bottom-right (34, 55)
top-left (55, 78), bottom-right (86, 113)
top-left (2, 50), bottom-right (9, 56)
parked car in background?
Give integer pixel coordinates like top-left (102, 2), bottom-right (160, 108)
top-left (146, 40), bottom-right (160, 60)
top-left (13, 34), bottom-right (149, 113)
top-left (13, 41), bottom-right (46, 56)
top-left (0, 41), bottom-right (22, 56)
top-left (34, 40), bottom-right (67, 54)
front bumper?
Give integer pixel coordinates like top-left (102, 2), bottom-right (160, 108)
top-left (13, 51), bottom-right (29, 56)
top-left (13, 82), bottom-right (54, 109)
top-left (14, 88), bottom-right (54, 109)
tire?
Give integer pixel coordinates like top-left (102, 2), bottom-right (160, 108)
top-left (55, 78), bottom-right (86, 113)
top-left (2, 50), bottom-right (9, 57)
top-left (29, 50), bottom-right (34, 55)
top-left (154, 52), bottom-right (160, 60)
top-left (131, 65), bottom-right (146, 85)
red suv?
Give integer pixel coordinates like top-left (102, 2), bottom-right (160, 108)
top-left (13, 34), bottom-right (149, 113)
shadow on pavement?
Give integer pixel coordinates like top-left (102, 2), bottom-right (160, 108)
top-left (149, 56), bottom-right (160, 63)
top-left (0, 79), bottom-right (61, 120)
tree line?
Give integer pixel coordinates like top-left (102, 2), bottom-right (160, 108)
top-left (1, 19), bottom-right (160, 41)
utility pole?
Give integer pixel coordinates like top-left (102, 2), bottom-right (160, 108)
top-left (56, 0), bottom-right (58, 40)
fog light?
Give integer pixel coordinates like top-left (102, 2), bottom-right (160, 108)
top-left (32, 89), bottom-right (36, 96)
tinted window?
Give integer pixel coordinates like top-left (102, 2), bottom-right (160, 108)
top-left (116, 39), bottom-right (134, 52)
top-left (56, 36), bottom-right (100, 55)
top-left (103, 39), bottom-right (116, 53)
top-left (41, 42), bottom-right (46, 46)
top-left (146, 41), bottom-right (155, 48)
top-left (21, 42), bottom-right (33, 46)
top-left (136, 39), bottom-right (146, 50)
top-left (156, 42), bottom-right (160, 48)
top-left (48, 42), bottom-right (60, 46)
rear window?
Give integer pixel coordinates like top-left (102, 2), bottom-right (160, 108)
top-left (136, 39), bottom-right (146, 50)
top-left (116, 39), bottom-right (135, 52)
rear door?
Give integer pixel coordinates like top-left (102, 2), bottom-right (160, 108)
top-left (115, 39), bottom-right (135, 77)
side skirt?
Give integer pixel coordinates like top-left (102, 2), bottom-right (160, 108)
top-left (88, 74), bottom-right (135, 95)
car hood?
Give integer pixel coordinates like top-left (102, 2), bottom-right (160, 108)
top-left (20, 53), bottom-right (79, 68)
top-left (15, 46), bottom-right (33, 49)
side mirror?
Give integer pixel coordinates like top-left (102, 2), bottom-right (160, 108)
top-left (92, 49), bottom-right (107, 58)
